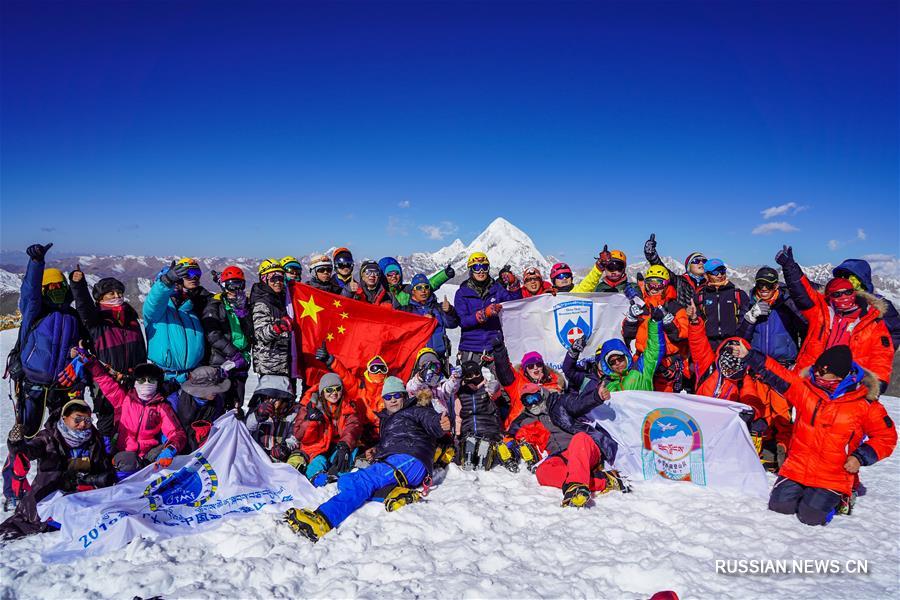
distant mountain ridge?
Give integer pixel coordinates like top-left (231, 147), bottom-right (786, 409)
top-left (2, 218), bottom-right (899, 314)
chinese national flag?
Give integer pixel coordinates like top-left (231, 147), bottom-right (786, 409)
top-left (289, 282), bottom-right (437, 388)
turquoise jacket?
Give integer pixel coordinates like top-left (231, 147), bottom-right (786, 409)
top-left (143, 279), bottom-right (205, 378)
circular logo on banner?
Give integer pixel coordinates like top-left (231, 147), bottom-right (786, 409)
top-left (142, 451), bottom-right (218, 511)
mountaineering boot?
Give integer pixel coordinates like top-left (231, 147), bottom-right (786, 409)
top-left (495, 441), bottom-right (519, 472)
top-left (517, 441), bottom-right (541, 472)
top-left (594, 469), bottom-right (632, 494)
top-left (433, 443), bottom-right (455, 468)
top-left (461, 437), bottom-right (477, 470)
top-left (383, 486), bottom-right (422, 512)
top-left (284, 508), bottom-right (332, 542)
top-left (837, 491), bottom-right (857, 516)
top-left (2, 497), bottom-right (17, 512)
top-left (476, 438), bottom-right (496, 471)
top-left (561, 482), bottom-right (591, 507)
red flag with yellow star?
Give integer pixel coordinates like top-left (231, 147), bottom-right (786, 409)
top-left (290, 281), bottom-right (437, 387)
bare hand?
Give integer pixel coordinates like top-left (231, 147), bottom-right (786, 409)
top-left (364, 447), bottom-right (377, 462)
top-left (843, 455), bottom-right (861, 474)
top-left (730, 343), bottom-right (749, 359)
top-left (598, 383), bottom-right (611, 402)
top-left (439, 413), bottom-right (451, 432)
top-left (686, 299), bottom-right (698, 323)
top-left (442, 297), bottom-right (450, 312)
top-left (349, 281), bottom-right (359, 293)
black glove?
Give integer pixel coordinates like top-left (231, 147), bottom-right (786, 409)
top-left (271, 443), bottom-right (290, 462)
top-left (306, 402), bottom-right (325, 422)
top-left (569, 335), bottom-right (586, 356)
top-left (143, 443), bottom-right (167, 462)
top-left (643, 233), bottom-right (657, 261)
top-left (327, 442), bottom-right (351, 475)
top-left (315, 342), bottom-right (333, 366)
top-left (491, 336), bottom-right (506, 354)
top-left (60, 470), bottom-right (82, 493)
top-left (162, 260), bottom-right (190, 286)
top-left (26, 242), bottom-right (53, 262)
top-left (774, 245), bottom-right (794, 267)
top-left (444, 263), bottom-right (455, 280)
top-left (650, 306), bottom-right (665, 323)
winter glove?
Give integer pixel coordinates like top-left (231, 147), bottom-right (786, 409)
top-left (271, 442), bottom-right (290, 462)
top-left (327, 442), bottom-right (352, 475)
top-left (271, 316), bottom-right (293, 335)
top-left (476, 303), bottom-right (503, 324)
top-left (596, 244), bottom-right (611, 270)
top-left (749, 418), bottom-right (769, 436)
top-left (444, 263), bottom-right (455, 280)
top-left (491, 335), bottom-right (506, 354)
top-left (191, 420), bottom-right (212, 446)
top-left (568, 335), bottom-right (586, 357)
top-left (450, 366), bottom-right (463, 380)
top-left (306, 403), bottom-right (325, 422)
top-left (153, 446), bottom-right (178, 470)
top-left (161, 260), bottom-right (190, 286)
top-left (7, 424), bottom-right (23, 445)
top-left (774, 245), bottom-right (794, 268)
top-left (625, 303), bottom-right (645, 322)
top-left (315, 342), bottom-right (334, 366)
top-left (26, 242), bottom-right (53, 262)
top-left (311, 473), bottom-right (337, 488)
top-left (60, 470), bottom-right (83, 493)
top-left (255, 399), bottom-right (276, 420)
top-left (744, 300), bottom-right (771, 324)
top-left (624, 282), bottom-right (641, 300)
top-left (658, 307), bottom-right (675, 326)
top-left (650, 306), bottom-right (667, 323)
top-left (222, 352), bottom-right (248, 373)
top-left (776, 444), bottom-right (787, 470)
top-left (57, 354), bottom-right (87, 387)
top-left (643, 233), bottom-right (658, 262)
top-left (499, 267), bottom-right (520, 292)
top-left (73, 345), bottom-right (96, 365)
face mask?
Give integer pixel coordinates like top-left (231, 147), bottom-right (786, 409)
top-left (813, 374), bottom-right (841, 394)
top-left (829, 293), bottom-right (857, 313)
top-left (717, 349), bottom-right (746, 379)
top-left (57, 419), bottom-right (92, 447)
top-left (46, 287), bottom-right (67, 304)
top-left (100, 296), bottom-right (125, 307)
top-left (525, 400), bottom-right (547, 415)
top-left (230, 290), bottom-right (249, 317)
top-left (135, 382), bottom-right (158, 401)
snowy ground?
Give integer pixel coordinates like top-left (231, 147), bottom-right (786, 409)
top-left (1, 328), bottom-right (899, 599)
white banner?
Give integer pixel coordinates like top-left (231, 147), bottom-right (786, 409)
top-left (500, 292), bottom-right (631, 369)
top-left (587, 391), bottom-right (769, 498)
top-left (38, 412), bottom-right (317, 562)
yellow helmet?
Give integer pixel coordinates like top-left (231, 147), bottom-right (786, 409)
top-left (176, 257), bottom-right (200, 269)
top-left (280, 256), bottom-right (302, 270)
top-left (258, 258), bottom-right (285, 277)
top-left (645, 265), bottom-right (670, 281)
top-left (42, 268), bottom-right (66, 287)
top-left (467, 252), bottom-right (489, 268)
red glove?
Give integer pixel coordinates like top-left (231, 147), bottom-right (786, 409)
top-left (500, 271), bottom-right (520, 291)
top-left (596, 244), bottom-right (611, 270)
top-left (271, 316), bottom-right (293, 335)
top-left (476, 303), bottom-right (502, 324)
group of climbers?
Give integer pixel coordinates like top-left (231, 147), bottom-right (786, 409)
top-left (1, 234), bottom-right (896, 541)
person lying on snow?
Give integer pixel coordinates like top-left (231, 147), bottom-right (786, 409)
top-left (0, 400), bottom-right (116, 540)
top-left (84, 355), bottom-right (187, 477)
top-left (506, 380), bottom-right (629, 508)
top-left (284, 376), bottom-right (451, 542)
top-left (734, 343), bottom-right (897, 525)
top-left (245, 375), bottom-right (305, 471)
top-left (295, 372), bottom-right (365, 486)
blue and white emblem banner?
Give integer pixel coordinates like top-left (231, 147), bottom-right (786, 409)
top-left (499, 292), bottom-right (631, 369)
top-left (586, 391), bottom-right (769, 498)
top-left (38, 412), bottom-right (317, 562)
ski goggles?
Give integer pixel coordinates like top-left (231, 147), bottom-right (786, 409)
top-left (706, 267), bottom-right (727, 277)
top-left (267, 273), bottom-right (285, 283)
top-left (223, 279), bottom-right (246, 291)
top-left (523, 276), bottom-right (542, 284)
top-left (382, 392), bottom-right (405, 401)
top-left (362, 267), bottom-right (380, 276)
top-left (755, 281), bottom-right (777, 291)
top-left (606, 353), bottom-right (628, 365)
top-left (314, 266), bottom-right (333, 274)
top-left (368, 364), bottom-right (389, 375)
top-left (605, 260), bottom-right (625, 272)
top-left (135, 376), bottom-right (158, 384)
top-left (521, 392), bottom-right (543, 407)
top-left (470, 264), bottom-right (490, 273)
top-left (335, 260), bottom-right (353, 269)
top-left (185, 267), bottom-right (202, 280)
top-left (689, 256), bottom-right (707, 266)
top-left (553, 272), bottom-right (572, 280)
top-left (322, 385), bottom-right (343, 395)
top-left (69, 415), bottom-right (92, 425)
top-left (412, 284), bottom-right (431, 292)
top-left (525, 361), bottom-right (545, 371)
top-left (828, 288), bottom-right (854, 299)
top-left (645, 277), bottom-right (667, 289)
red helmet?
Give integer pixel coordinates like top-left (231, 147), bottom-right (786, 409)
top-left (220, 266), bottom-right (245, 282)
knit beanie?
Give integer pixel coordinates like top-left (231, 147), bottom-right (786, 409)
top-left (813, 345), bottom-right (853, 379)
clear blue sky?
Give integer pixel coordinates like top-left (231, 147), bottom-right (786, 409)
top-left (2, 1), bottom-right (897, 267)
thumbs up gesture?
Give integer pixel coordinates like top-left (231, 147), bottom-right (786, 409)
top-left (315, 341), bottom-right (333, 366)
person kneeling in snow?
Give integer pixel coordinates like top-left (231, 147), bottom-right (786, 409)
top-left (284, 376), bottom-right (451, 542)
top-left (736, 343), bottom-right (897, 525)
top-left (507, 381), bottom-right (629, 508)
top-left (0, 399), bottom-right (116, 540)
top-left (245, 376), bottom-right (305, 470)
top-left (404, 349), bottom-right (462, 468)
top-left (167, 366), bottom-right (229, 451)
